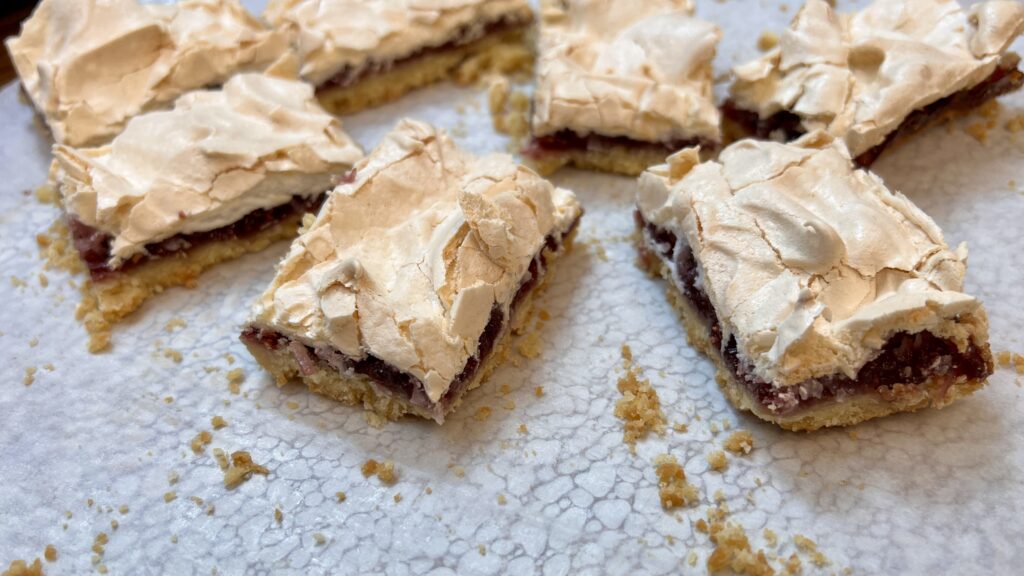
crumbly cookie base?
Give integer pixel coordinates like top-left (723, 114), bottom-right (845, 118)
top-left (638, 246), bottom-right (990, 431)
top-left (316, 25), bottom-right (533, 116)
top-left (529, 144), bottom-right (673, 178)
top-left (243, 232), bottom-right (575, 424)
top-left (62, 213), bottom-right (306, 353)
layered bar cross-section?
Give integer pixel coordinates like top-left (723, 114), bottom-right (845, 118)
top-left (265, 0), bottom-right (535, 115)
top-left (635, 133), bottom-right (993, 430)
top-left (524, 0), bottom-right (722, 176)
top-left (242, 119), bottom-right (582, 423)
top-left (6, 0), bottom-right (288, 147)
top-left (50, 72), bottom-right (363, 351)
top-left (725, 0), bottom-right (1024, 166)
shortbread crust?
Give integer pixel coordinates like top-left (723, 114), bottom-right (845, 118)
top-left (6, 0), bottom-right (287, 147)
top-left (526, 0), bottom-right (721, 176)
top-left (727, 0), bottom-right (1024, 164)
top-left (50, 72), bottom-right (362, 351)
top-left (635, 134), bottom-right (993, 430)
top-left (265, 0), bottom-right (535, 115)
top-left (242, 119), bottom-right (582, 423)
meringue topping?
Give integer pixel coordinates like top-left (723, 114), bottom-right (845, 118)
top-left (249, 119), bottom-right (582, 403)
top-left (730, 0), bottom-right (1024, 157)
top-left (6, 0), bottom-right (289, 147)
top-left (264, 0), bottom-right (534, 86)
top-left (532, 0), bottom-right (721, 144)
top-left (52, 72), bottom-right (364, 268)
top-left (637, 133), bottom-right (986, 388)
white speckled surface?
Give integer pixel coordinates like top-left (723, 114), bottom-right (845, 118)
top-left (2, 1), bottom-right (1023, 574)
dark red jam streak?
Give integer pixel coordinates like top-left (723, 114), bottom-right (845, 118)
top-left (317, 15), bottom-right (532, 91)
top-left (69, 194), bottom-right (330, 282)
top-left (636, 212), bottom-right (991, 416)
top-left (721, 56), bottom-right (1024, 167)
top-left (522, 129), bottom-right (716, 160)
top-left (241, 218), bottom-right (580, 416)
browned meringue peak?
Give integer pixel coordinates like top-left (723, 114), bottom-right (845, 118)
top-left (6, 0), bottom-right (289, 147)
top-left (264, 0), bottom-right (533, 86)
top-left (637, 132), bottom-right (986, 388)
top-left (730, 0), bottom-right (1024, 157)
top-left (249, 119), bottom-right (582, 404)
top-left (52, 72), bottom-right (364, 268)
top-left (531, 0), bottom-right (721, 144)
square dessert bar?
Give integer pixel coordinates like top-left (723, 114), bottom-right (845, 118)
top-left (50, 72), bottom-right (363, 352)
top-left (725, 0), bottom-right (1024, 166)
top-left (6, 0), bottom-right (287, 147)
top-left (635, 133), bottom-right (993, 431)
top-left (524, 0), bottom-right (722, 176)
top-left (265, 0), bottom-right (535, 115)
top-left (241, 119), bottom-right (582, 424)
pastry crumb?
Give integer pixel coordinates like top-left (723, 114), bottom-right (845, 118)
top-left (364, 412), bottom-right (387, 428)
top-left (190, 431), bottom-right (213, 454)
top-left (723, 431), bottom-right (755, 455)
top-left (361, 459), bottom-right (397, 485)
top-left (213, 448), bottom-right (229, 471)
top-left (223, 451), bottom-right (269, 488)
top-left (226, 368), bottom-right (245, 394)
top-left (425, 487), bottom-right (433, 495)
top-left (687, 551), bottom-right (698, 567)
top-left (34, 185), bottom-right (58, 205)
top-left (478, 544), bottom-right (487, 556)
top-left (793, 535), bottom-right (830, 567)
top-left (43, 546), bottom-right (56, 564)
top-left (534, 386), bottom-right (544, 397)
top-left (163, 492), bottom-right (177, 503)
top-left (393, 493), bottom-right (403, 503)
top-left (451, 465), bottom-right (466, 478)
top-left (313, 533), bottom-right (327, 546)
top-left (703, 507), bottom-right (774, 576)
top-left (497, 494), bottom-right (507, 505)
top-left (118, 505), bottom-right (129, 514)
top-left (2, 559), bottom-right (45, 576)
top-left (517, 423), bottom-right (528, 434)
top-left (614, 346), bottom-right (666, 451)
top-left (1006, 114), bottom-right (1024, 133)
top-left (211, 416), bottom-right (228, 430)
top-left (763, 528), bottom-right (778, 548)
top-left (473, 406), bottom-right (493, 421)
top-left (37, 274), bottom-right (48, 288)
top-left (757, 31), bottom-right (779, 51)
top-left (167, 471), bottom-right (179, 485)
top-left (502, 398), bottom-right (515, 410)
top-left (164, 318), bottom-right (187, 332)
top-left (517, 332), bottom-right (543, 359)
top-left (162, 348), bottom-right (183, 363)
top-left (707, 450), bottom-right (728, 472)
top-left (336, 491), bottom-right (347, 503)
top-left (653, 454), bottom-right (698, 510)
top-left (672, 422), bottom-right (688, 433)
top-left (23, 367), bottom-right (36, 386)
top-left (965, 122), bottom-right (989, 144)
top-left (274, 508), bottom-right (283, 524)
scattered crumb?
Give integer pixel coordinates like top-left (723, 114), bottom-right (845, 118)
top-left (502, 398), bottom-right (515, 410)
top-left (534, 386), bottom-right (544, 397)
top-left (286, 401), bottom-right (300, 410)
top-left (42, 363), bottom-right (55, 372)
top-left (23, 367), bottom-right (36, 386)
top-left (28, 338), bottom-right (38, 348)
top-left (473, 406), bottom-right (493, 422)
top-left (43, 546), bottom-right (56, 563)
top-left (2, 559), bottom-right (44, 576)
top-left (478, 544), bottom-right (487, 556)
top-left (757, 31), bottom-right (779, 51)
top-left (707, 450), bottom-right (728, 472)
top-left (110, 520), bottom-right (118, 531)
top-left (497, 494), bottom-right (507, 505)
top-left (763, 528), bottom-right (778, 548)
top-left (710, 422), bottom-right (720, 435)
top-left (163, 492), bottom-right (177, 503)
top-left (37, 274), bottom-right (48, 288)
top-left (163, 396), bottom-right (174, 404)
top-left (425, 487), bottom-right (433, 495)
top-left (793, 535), bottom-right (830, 567)
top-left (393, 493), bottom-right (403, 503)
top-left (224, 353), bottom-right (235, 365)
top-left (118, 505), bottom-right (129, 515)
top-left (361, 459), bottom-right (397, 485)
top-left (672, 422), bottom-right (688, 433)
top-left (538, 310), bottom-right (551, 321)
top-left (1006, 114), bottom-right (1024, 133)
top-left (782, 553), bottom-right (803, 575)
top-left (226, 368), bottom-right (245, 395)
top-left (996, 350), bottom-right (1012, 366)
top-left (364, 412), bottom-right (387, 428)
top-left (723, 431), bottom-right (755, 455)
top-left (517, 332), bottom-right (543, 359)
top-left (703, 508), bottom-right (774, 576)
top-left (10, 276), bottom-right (27, 288)
top-left (517, 423), bottom-right (528, 434)
top-left (313, 533), bottom-right (327, 546)
top-left (274, 508), bottom-right (283, 524)
top-left (653, 454), bottom-right (698, 510)
top-left (189, 496), bottom-right (204, 507)
top-left (614, 346), bottom-right (666, 451)
top-left (213, 448), bottom-right (230, 471)
top-left (336, 491), bottom-right (347, 503)
top-left (35, 185), bottom-right (58, 204)
top-left (965, 122), bottom-right (989, 144)
top-left (451, 465), bottom-right (466, 478)
top-left (162, 348), bottom-right (183, 363)
top-left (211, 416), bottom-right (228, 430)
top-left (687, 551), bottom-right (698, 567)
top-left (168, 471), bottom-right (179, 485)
top-left (223, 451), bottom-right (270, 488)
top-left (164, 318), bottom-right (187, 332)
top-left (190, 431), bottom-right (213, 454)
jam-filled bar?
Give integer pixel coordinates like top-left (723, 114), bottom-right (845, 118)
top-left (635, 133), bottom-right (993, 431)
top-left (242, 119), bottom-right (582, 424)
top-left (524, 0), bottom-right (722, 176)
top-left (265, 0), bottom-right (535, 115)
top-left (6, 0), bottom-right (287, 147)
top-left (724, 0), bottom-right (1024, 166)
top-left (51, 72), bottom-right (363, 352)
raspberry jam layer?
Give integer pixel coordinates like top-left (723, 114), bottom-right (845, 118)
top-left (636, 212), bottom-right (992, 417)
top-left (722, 54), bottom-right (1024, 167)
top-left (69, 193), bottom-right (329, 282)
top-left (317, 14), bottom-right (532, 91)
top-left (523, 129), bottom-right (715, 161)
top-left (242, 220), bottom-right (579, 421)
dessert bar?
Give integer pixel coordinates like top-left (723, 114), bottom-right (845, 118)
top-left (524, 0), bottom-right (722, 176)
top-left (242, 119), bottom-right (582, 423)
top-left (265, 0), bottom-right (535, 115)
top-left (635, 133), bottom-right (993, 430)
top-left (51, 72), bottom-right (363, 351)
top-left (725, 0), bottom-right (1024, 166)
top-left (6, 0), bottom-right (287, 147)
